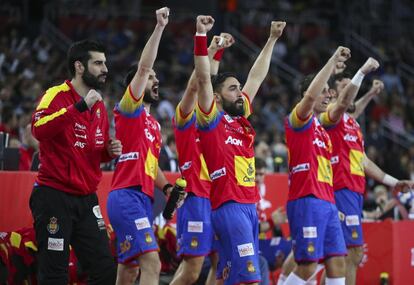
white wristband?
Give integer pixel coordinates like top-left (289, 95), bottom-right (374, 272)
top-left (195, 32), bottom-right (207, 36)
top-left (382, 174), bottom-right (398, 187)
top-left (351, 70), bottom-right (365, 87)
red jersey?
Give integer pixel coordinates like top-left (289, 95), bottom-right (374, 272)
top-left (32, 80), bottom-right (111, 195)
top-left (324, 113), bottom-right (365, 194)
top-left (285, 107), bottom-right (334, 203)
top-left (173, 105), bottom-right (211, 198)
top-left (196, 93), bottom-right (259, 209)
top-left (111, 85), bottom-right (162, 198)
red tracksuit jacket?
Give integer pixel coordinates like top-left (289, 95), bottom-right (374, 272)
top-left (31, 80), bottom-right (112, 195)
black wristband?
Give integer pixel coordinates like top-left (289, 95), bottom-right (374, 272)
top-left (74, 99), bottom-right (89, 112)
top-left (162, 183), bottom-right (173, 195)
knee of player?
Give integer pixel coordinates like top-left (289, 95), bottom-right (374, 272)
top-left (349, 246), bottom-right (364, 265)
top-left (139, 253), bottom-right (161, 274)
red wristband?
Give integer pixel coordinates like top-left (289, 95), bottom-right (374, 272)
top-left (194, 35), bottom-right (208, 56)
top-left (266, 217), bottom-right (275, 229)
top-left (213, 49), bottom-right (225, 61)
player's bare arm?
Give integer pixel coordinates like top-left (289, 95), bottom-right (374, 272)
top-left (179, 33), bottom-right (234, 116)
top-left (129, 7), bottom-right (169, 99)
top-left (352, 79), bottom-right (384, 119)
top-left (296, 46), bottom-right (350, 119)
top-left (243, 21), bottom-right (286, 102)
top-left (363, 154), bottom-right (414, 193)
top-left (327, 57), bottom-right (379, 123)
top-left (209, 33), bottom-right (235, 76)
top-left (194, 15), bottom-right (215, 112)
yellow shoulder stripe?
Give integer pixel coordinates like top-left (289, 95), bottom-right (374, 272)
top-left (36, 82), bottom-right (70, 111)
top-left (34, 108), bottom-right (67, 127)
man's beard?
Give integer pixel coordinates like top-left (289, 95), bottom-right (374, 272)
top-left (222, 97), bottom-right (244, 116)
top-left (143, 88), bottom-right (158, 104)
top-left (82, 68), bottom-right (106, 90)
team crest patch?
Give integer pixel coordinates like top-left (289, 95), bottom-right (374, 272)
top-left (96, 108), bottom-right (101, 118)
top-left (47, 217), bottom-right (59, 234)
top-left (120, 236), bottom-right (132, 254)
top-left (307, 241), bottom-right (315, 254)
top-left (222, 265), bottom-right (230, 280)
top-left (191, 237), bottom-right (198, 248)
top-left (145, 232), bottom-right (153, 244)
top-left (352, 229), bottom-right (359, 239)
top-left (247, 260), bottom-right (256, 273)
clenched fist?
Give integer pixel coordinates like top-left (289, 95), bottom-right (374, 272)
top-left (84, 89), bottom-right (102, 109)
top-left (270, 21), bottom-right (286, 39)
top-left (360, 57), bottom-right (380, 75)
top-left (369, 79), bottom-right (384, 95)
top-left (106, 139), bottom-right (122, 157)
top-left (209, 33), bottom-right (235, 50)
top-left (156, 7), bottom-right (169, 27)
top-left (331, 46), bottom-right (351, 64)
top-left (196, 15), bottom-right (215, 34)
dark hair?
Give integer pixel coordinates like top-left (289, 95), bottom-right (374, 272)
top-left (328, 71), bottom-right (353, 91)
top-left (211, 72), bottom-right (238, 93)
top-left (123, 63), bottom-right (138, 87)
top-left (298, 74), bottom-right (316, 97)
top-left (67, 39), bottom-right (106, 77)
top-left (255, 157), bottom-right (267, 170)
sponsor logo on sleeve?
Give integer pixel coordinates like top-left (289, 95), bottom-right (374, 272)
top-left (135, 217), bottom-right (151, 230)
top-left (291, 163), bottom-right (310, 174)
top-left (118, 152), bottom-right (139, 162)
top-left (47, 238), bottom-right (64, 251)
top-left (237, 243), bottom-right (254, 257)
top-left (188, 221), bottom-right (203, 233)
top-left (210, 167), bottom-right (226, 181)
top-left (180, 161), bottom-right (192, 171)
top-left (303, 227), bottom-right (317, 238)
top-left (331, 155), bottom-right (339, 164)
top-left (345, 215), bottom-right (360, 226)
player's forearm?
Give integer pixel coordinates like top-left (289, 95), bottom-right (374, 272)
top-left (208, 47), bottom-right (220, 75)
top-left (179, 70), bottom-right (198, 115)
top-left (247, 37), bottom-right (277, 84)
top-left (328, 82), bottom-right (359, 122)
top-left (138, 24), bottom-right (165, 73)
top-left (353, 91), bottom-right (376, 119)
top-left (194, 35), bottom-right (214, 112)
top-left (306, 58), bottom-right (336, 101)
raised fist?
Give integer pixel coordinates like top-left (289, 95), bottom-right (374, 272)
top-left (209, 33), bottom-right (235, 50)
top-left (370, 79), bottom-right (384, 95)
top-left (196, 15), bottom-right (215, 34)
top-left (270, 21), bottom-right (286, 39)
top-left (360, 57), bottom-right (380, 75)
top-left (84, 89), bottom-right (102, 109)
top-left (394, 180), bottom-right (414, 193)
top-left (334, 61), bottom-right (347, 74)
top-left (332, 46), bottom-right (351, 63)
top-left (156, 7), bottom-right (169, 27)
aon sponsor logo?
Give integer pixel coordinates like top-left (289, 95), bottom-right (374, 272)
top-left (312, 138), bottom-right (326, 149)
top-left (145, 128), bottom-right (155, 142)
top-left (344, 133), bottom-right (358, 142)
top-left (225, 136), bottom-right (243, 146)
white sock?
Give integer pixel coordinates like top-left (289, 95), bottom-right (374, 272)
top-left (284, 273), bottom-right (307, 285)
top-left (277, 274), bottom-right (287, 285)
top-left (326, 277), bottom-right (345, 285)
